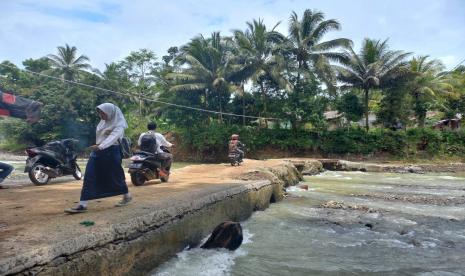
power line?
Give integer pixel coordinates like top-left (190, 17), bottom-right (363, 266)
top-left (0, 63), bottom-right (280, 120)
top-left (452, 58), bottom-right (465, 71)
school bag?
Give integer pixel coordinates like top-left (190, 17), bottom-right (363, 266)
top-left (118, 136), bottom-right (132, 159)
top-left (139, 133), bottom-right (157, 154)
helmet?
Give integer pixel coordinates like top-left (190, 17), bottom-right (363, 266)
top-left (231, 134), bottom-right (239, 140)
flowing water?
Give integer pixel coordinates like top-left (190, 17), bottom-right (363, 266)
top-left (153, 171), bottom-right (465, 276)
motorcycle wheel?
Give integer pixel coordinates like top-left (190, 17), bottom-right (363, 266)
top-left (160, 174), bottom-right (169, 183)
top-left (131, 172), bottom-right (146, 186)
top-left (29, 163), bottom-right (50, 185)
top-left (72, 164), bottom-right (82, 180)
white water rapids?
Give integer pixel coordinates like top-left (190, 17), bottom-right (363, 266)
top-left (153, 171), bottom-right (465, 276)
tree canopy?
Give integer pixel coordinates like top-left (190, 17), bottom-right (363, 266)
top-left (0, 9), bottom-right (463, 153)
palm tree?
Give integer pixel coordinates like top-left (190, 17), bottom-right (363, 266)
top-left (337, 38), bottom-right (411, 130)
top-left (47, 44), bottom-right (91, 81)
top-left (408, 56), bottom-right (452, 127)
top-left (168, 32), bottom-right (233, 122)
top-left (229, 18), bottom-right (288, 126)
top-left (286, 9), bottom-right (352, 90)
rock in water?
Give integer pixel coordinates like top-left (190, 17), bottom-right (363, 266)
top-left (298, 184), bottom-right (309, 190)
top-left (201, 221), bottom-right (243, 251)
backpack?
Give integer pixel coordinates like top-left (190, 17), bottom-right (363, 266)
top-left (140, 133), bottom-right (157, 153)
top-left (118, 136), bottom-right (132, 159)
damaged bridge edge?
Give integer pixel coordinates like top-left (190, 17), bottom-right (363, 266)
top-left (5, 161), bottom-right (303, 276)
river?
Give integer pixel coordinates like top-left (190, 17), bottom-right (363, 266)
top-left (153, 171), bottom-right (465, 275)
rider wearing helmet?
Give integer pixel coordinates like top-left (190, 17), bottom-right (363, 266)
top-left (228, 134), bottom-right (245, 161)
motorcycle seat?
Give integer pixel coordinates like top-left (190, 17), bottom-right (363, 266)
top-left (134, 150), bottom-right (156, 156)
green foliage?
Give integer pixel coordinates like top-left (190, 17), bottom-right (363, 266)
top-left (407, 56), bottom-right (450, 127)
top-left (0, 118), bottom-right (30, 149)
top-left (336, 91), bottom-right (364, 122)
top-left (377, 82), bottom-right (410, 128)
top-left (286, 9), bottom-right (352, 91)
top-left (167, 32), bottom-right (233, 122)
top-left (23, 57), bottom-right (50, 73)
top-left (405, 128), bottom-right (443, 155)
top-left (441, 129), bottom-right (465, 155)
top-left (337, 38), bottom-right (411, 130)
top-left (176, 124), bottom-right (465, 161)
top-left (442, 69), bottom-right (465, 118)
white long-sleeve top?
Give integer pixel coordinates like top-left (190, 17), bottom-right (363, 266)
top-left (137, 131), bottom-right (172, 153)
top-left (97, 126), bottom-right (124, 150)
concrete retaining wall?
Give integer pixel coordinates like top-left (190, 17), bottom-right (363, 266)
top-left (15, 162), bottom-right (301, 276)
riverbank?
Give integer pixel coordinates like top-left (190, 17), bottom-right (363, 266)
top-left (0, 159), bottom-right (301, 275)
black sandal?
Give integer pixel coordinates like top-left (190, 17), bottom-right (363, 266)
top-left (64, 205), bottom-right (87, 214)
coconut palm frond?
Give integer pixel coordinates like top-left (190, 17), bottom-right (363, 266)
top-left (46, 44), bottom-right (92, 81)
top-left (169, 83), bottom-right (207, 92)
top-left (312, 38), bottom-right (352, 52)
top-left (310, 19), bottom-right (341, 43)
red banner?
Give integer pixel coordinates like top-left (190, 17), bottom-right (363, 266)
top-left (2, 93), bottom-right (16, 104)
top-left (0, 90), bottom-right (42, 123)
top-left (0, 108), bottom-right (11, 116)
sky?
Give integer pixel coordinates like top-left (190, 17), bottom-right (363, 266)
top-left (1, 0), bottom-right (464, 71)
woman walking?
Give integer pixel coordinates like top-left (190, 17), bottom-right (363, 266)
top-left (65, 103), bottom-right (132, 213)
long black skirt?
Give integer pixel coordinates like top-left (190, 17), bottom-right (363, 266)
top-left (80, 145), bottom-right (128, 201)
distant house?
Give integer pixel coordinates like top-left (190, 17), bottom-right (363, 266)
top-left (409, 111), bottom-right (441, 126)
top-left (324, 111), bottom-right (377, 129)
top-left (323, 111), bottom-right (345, 130)
top-left (433, 114), bottom-right (462, 130)
top-left (250, 118), bottom-right (291, 129)
top-left (323, 110), bottom-right (377, 129)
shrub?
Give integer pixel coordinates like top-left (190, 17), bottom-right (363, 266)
top-left (175, 125), bottom-right (464, 161)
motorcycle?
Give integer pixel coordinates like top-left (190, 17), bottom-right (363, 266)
top-left (24, 139), bottom-right (82, 185)
top-left (229, 145), bottom-right (245, 166)
top-left (128, 146), bottom-right (172, 186)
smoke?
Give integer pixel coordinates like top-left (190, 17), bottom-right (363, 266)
top-left (61, 117), bottom-right (95, 152)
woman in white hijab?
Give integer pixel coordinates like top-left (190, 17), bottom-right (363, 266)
top-left (65, 103), bottom-right (132, 213)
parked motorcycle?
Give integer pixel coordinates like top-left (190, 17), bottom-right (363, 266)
top-left (128, 146), bottom-right (172, 186)
top-left (24, 139), bottom-right (82, 185)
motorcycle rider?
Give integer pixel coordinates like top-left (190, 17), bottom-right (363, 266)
top-left (228, 134), bottom-right (245, 161)
top-left (137, 122), bottom-right (173, 177)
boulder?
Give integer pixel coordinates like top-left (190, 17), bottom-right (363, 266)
top-left (201, 221), bottom-right (243, 251)
top-left (297, 184), bottom-right (309, 190)
top-left (301, 160), bottom-right (324, 175)
top-left (406, 166), bottom-right (424, 174)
